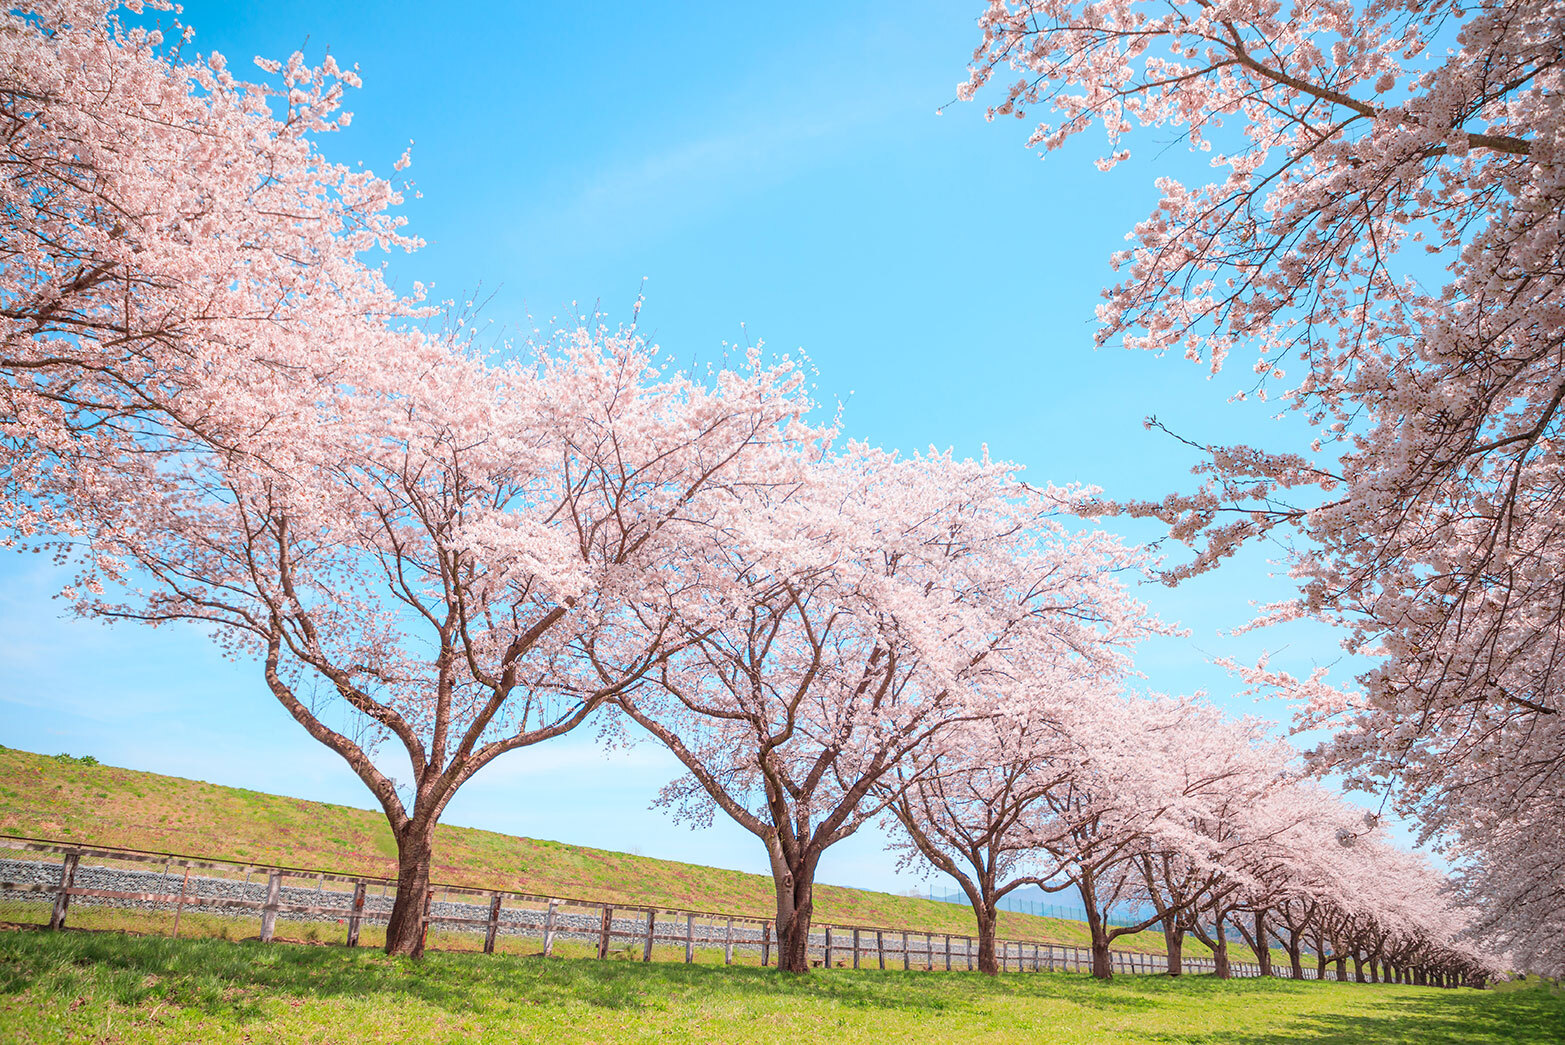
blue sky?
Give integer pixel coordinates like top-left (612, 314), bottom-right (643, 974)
top-left (0, 1), bottom-right (1401, 894)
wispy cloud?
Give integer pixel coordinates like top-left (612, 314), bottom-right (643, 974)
top-left (517, 101), bottom-right (891, 254)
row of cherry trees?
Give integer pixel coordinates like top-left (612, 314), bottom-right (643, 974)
top-left (886, 692), bottom-right (1492, 982)
top-left (0, 1), bottom-right (1500, 979)
top-left (955, 0), bottom-right (1565, 977)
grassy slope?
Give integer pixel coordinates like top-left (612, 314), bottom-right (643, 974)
top-left (3, 931), bottom-right (1561, 1045)
top-left (1, 746), bottom-right (1241, 958)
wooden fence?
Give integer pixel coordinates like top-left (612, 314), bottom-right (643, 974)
top-left (0, 834), bottom-right (1286, 977)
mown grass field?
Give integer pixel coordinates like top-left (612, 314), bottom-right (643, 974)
top-left (0, 746), bottom-right (1248, 960)
top-left (2, 930), bottom-right (1560, 1045)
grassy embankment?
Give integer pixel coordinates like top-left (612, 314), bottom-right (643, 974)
top-left (2, 931), bottom-right (1561, 1045)
top-left (0, 746), bottom-right (1264, 960)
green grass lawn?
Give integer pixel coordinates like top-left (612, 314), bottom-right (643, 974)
top-left (2, 930), bottom-right (1560, 1044)
top-left (0, 746), bottom-right (1256, 962)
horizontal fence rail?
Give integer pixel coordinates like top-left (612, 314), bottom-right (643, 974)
top-left (0, 835), bottom-right (1297, 978)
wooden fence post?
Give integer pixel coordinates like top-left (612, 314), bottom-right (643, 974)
top-left (483, 893), bottom-right (502, 954)
top-left (685, 913), bottom-right (696, 963)
top-left (260, 870), bottom-right (282, 943)
top-left (48, 851), bottom-right (79, 931)
top-left (824, 926), bottom-right (834, 968)
top-left (902, 931), bottom-right (910, 970)
top-left (420, 887), bottom-right (435, 952)
top-left (643, 909), bottom-right (657, 962)
top-left (724, 918), bottom-right (734, 965)
top-left (945, 934), bottom-right (953, 971)
top-left (877, 930), bottom-right (885, 970)
top-left (346, 880), bottom-right (366, 948)
top-left (171, 867), bottom-right (190, 939)
top-left (966, 936), bottom-right (974, 972)
top-left (542, 898), bottom-right (560, 957)
top-left (597, 905), bottom-right (614, 959)
top-left (761, 920), bottom-right (771, 967)
top-left (853, 928), bottom-right (861, 969)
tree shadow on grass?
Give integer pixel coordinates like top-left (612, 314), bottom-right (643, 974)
top-left (1139, 984), bottom-right (1565, 1045)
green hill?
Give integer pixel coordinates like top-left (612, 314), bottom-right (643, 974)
top-left (0, 745), bottom-right (1258, 960)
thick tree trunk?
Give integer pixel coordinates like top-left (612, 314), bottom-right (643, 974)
top-left (1353, 953), bottom-right (1366, 983)
top-left (1316, 948), bottom-right (1328, 980)
top-left (1288, 938), bottom-right (1304, 980)
top-left (384, 822), bottom-right (434, 957)
top-left (777, 911), bottom-right (813, 973)
top-left (1211, 915), bottom-right (1231, 980)
top-left (975, 906), bottom-right (1000, 976)
top-left (770, 850), bottom-right (820, 974)
top-left (1253, 912), bottom-right (1273, 977)
top-left (1335, 954), bottom-right (1348, 982)
top-left (1077, 876), bottom-right (1113, 981)
top-left (1090, 930), bottom-right (1113, 981)
top-left (1163, 925), bottom-right (1185, 977)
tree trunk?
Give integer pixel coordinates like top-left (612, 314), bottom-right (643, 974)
top-left (1353, 953), bottom-right (1366, 983)
top-left (1288, 937), bottom-right (1304, 980)
top-left (975, 905), bottom-right (1000, 976)
top-left (1211, 915), bottom-right (1231, 980)
top-left (1089, 929), bottom-right (1113, 981)
top-left (1316, 948), bottom-right (1328, 980)
top-left (770, 850), bottom-right (819, 974)
top-left (1335, 953), bottom-right (1347, 982)
top-left (384, 822), bottom-right (434, 957)
top-left (1077, 876), bottom-right (1113, 981)
top-left (777, 913), bottom-right (813, 973)
top-left (1253, 912), bottom-right (1273, 977)
top-left (1163, 924), bottom-right (1185, 976)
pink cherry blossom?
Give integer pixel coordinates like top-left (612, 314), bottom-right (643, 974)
top-left (961, 0), bottom-right (1564, 974)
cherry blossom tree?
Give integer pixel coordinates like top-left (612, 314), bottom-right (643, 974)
top-left (619, 446), bottom-right (1154, 973)
top-left (1214, 781), bottom-right (1496, 984)
top-left (882, 683), bottom-right (1112, 975)
top-left (63, 327), bottom-right (817, 956)
top-left (1037, 697), bottom-right (1300, 980)
top-left (2, 0), bottom-right (423, 540)
top-left (959, 0), bottom-right (1565, 971)
top-left (1130, 716), bottom-right (1305, 978)
top-left (895, 693), bottom-right (1240, 981)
